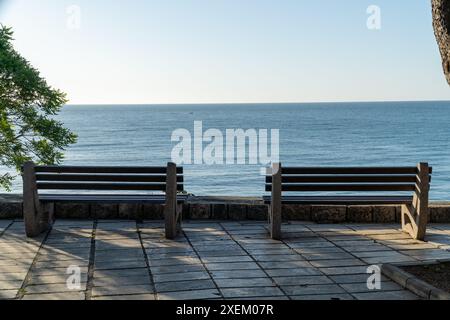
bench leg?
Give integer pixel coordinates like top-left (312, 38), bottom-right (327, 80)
top-left (176, 203), bottom-right (183, 234)
top-left (164, 162), bottom-right (178, 240)
top-left (270, 163), bottom-right (282, 240)
top-left (23, 161), bottom-right (51, 238)
top-left (401, 163), bottom-right (430, 241)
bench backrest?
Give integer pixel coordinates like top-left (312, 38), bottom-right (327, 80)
top-left (266, 164), bottom-right (432, 194)
top-left (29, 164), bottom-right (184, 192)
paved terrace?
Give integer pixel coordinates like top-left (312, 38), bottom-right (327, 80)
top-left (1, 220), bottom-right (450, 300)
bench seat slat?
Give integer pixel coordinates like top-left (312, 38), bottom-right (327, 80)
top-left (35, 166), bottom-right (183, 174)
top-left (36, 174), bottom-right (183, 183)
top-left (39, 194), bottom-right (188, 204)
top-left (281, 167), bottom-right (419, 175)
top-left (266, 175), bottom-right (418, 183)
top-left (266, 184), bottom-right (416, 192)
top-left (37, 182), bottom-right (184, 191)
top-left (263, 195), bottom-right (413, 205)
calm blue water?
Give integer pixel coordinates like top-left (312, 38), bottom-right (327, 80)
top-left (2, 101), bottom-right (450, 200)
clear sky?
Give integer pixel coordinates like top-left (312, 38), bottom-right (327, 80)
top-left (1, 0), bottom-right (449, 104)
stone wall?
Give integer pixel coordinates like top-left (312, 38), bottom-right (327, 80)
top-left (2, 194), bottom-right (450, 223)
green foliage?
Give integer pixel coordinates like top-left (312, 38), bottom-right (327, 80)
top-left (0, 25), bottom-right (77, 191)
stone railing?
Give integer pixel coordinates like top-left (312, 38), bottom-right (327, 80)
top-left (1, 194), bottom-right (450, 223)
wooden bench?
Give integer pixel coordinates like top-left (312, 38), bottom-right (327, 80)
top-left (264, 163), bottom-right (432, 241)
top-left (22, 162), bottom-right (186, 239)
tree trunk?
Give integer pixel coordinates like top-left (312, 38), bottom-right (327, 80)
top-left (432, 0), bottom-right (450, 85)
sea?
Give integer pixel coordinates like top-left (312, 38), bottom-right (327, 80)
top-left (2, 101), bottom-right (450, 200)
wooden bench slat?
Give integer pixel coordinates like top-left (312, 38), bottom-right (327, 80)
top-left (266, 184), bottom-right (416, 192)
top-left (262, 195), bottom-right (413, 205)
top-left (36, 174), bottom-right (184, 183)
top-left (266, 175), bottom-right (418, 183)
top-left (280, 167), bottom-right (419, 175)
top-left (39, 194), bottom-right (188, 204)
top-left (34, 166), bottom-right (183, 174)
top-left (37, 182), bottom-right (184, 191)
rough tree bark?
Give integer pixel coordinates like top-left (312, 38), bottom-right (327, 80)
top-left (432, 0), bottom-right (450, 85)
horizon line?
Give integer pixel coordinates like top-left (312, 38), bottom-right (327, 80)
top-left (65, 99), bottom-right (450, 106)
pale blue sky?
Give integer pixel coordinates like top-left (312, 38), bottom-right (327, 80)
top-left (1, 0), bottom-right (449, 104)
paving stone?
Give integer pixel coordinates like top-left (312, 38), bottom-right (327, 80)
top-left (259, 261), bottom-right (313, 269)
top-left (92, 284), bottom-right (154, 297)
top-left (94, 260), bottom-right (147, 270)
top-left (0, 272), bottom-right (28, 281)
top-left (93, 294), bottom-right (156, 300)
top-left (93, 275), bottom-right (151, 287)
top-left (221, 287), bottom-right (285, 298)
top-left (29, 274), bottom-right (88, 285)
top-left (210, 269), bottom-right (267, 279)
top-left (0, 290), bottom-right (18, 299)
top-left (301, 252), bottom-right (355, 261)
top-left (153, 271), bottom-right (211, 283)
top-left (273, 276), bottom-right (333, 286)
top-left (34, 259), bottom-right (89, 269)
top-left (37, 253), bottom-right (91, 262)
top-left (287, 241), bottom-right (336, 249)
top-left (265, 268), bottom-right (322, 277)
top-left (282, 284), bottom-right (346, 296)
top-left (340, 244), bottom-right (390, 252)
top-left (319, 266), bottom-right (370, 276)
top-left (149, 257), bottom-right (201, 267)
top-left (0, 259), bottom-right (35, 267)
top-left (332, 240), bottom-right (377, 247)
top-left (215, 278), bottom-right (275, 288)
top-left (94, 254), bottom-right (146, 263)
top-left (94, 268), bottom-right (150, 278)
top-left (291, 293), bottom-right (355, 300)
top-left (0, 220), bottom-right (13, 229)
top-left (30, 267), bottom-right (89, 277)
top-left (157, 289), bottom-right (221, 300)
top-left (362, 255), bottom-right (417, 264)
top-left (155, 279), bottom-right (216, 293)
top-left (151, 264), bottom-right (206, 275)
top-left (195, 245), bottom-right (243, 253)
top-left (247, 249), bottom-right (295, 256)
top-left (252, 254), bottom-right (304, 262)
top-left (0, 280), bottom-right (25, 290)
top-left (341, 281), bottom-right (403, 293)
top-left (149, 253), bottom-right (198, 261)
top-left (400, 249), bottom-right (450, 260)
top-left (330, 274), bottom-right (389, 284)
top-left (201, 255), bottom-right (253, 263)
top-left (352, 250), bottom-right (397, 258)
top-left (234, 296), bottom-right (290, 300)
top-left (205, 262), bottom-right (260, 271)
top-left (353, 290), bottom-right (419, 300)
top-left (294, 247), bottom-right (346, 255)
top-left (197, 250), bottom-right (247, 257)
top-left (25, 283), bottom-right (86, 294)
top-left (384, 243), bottom-right (438, 251)
top-left (22, 292), bottom-right (86, 300)
top-left (310, 259), bottom-right (366, 268)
